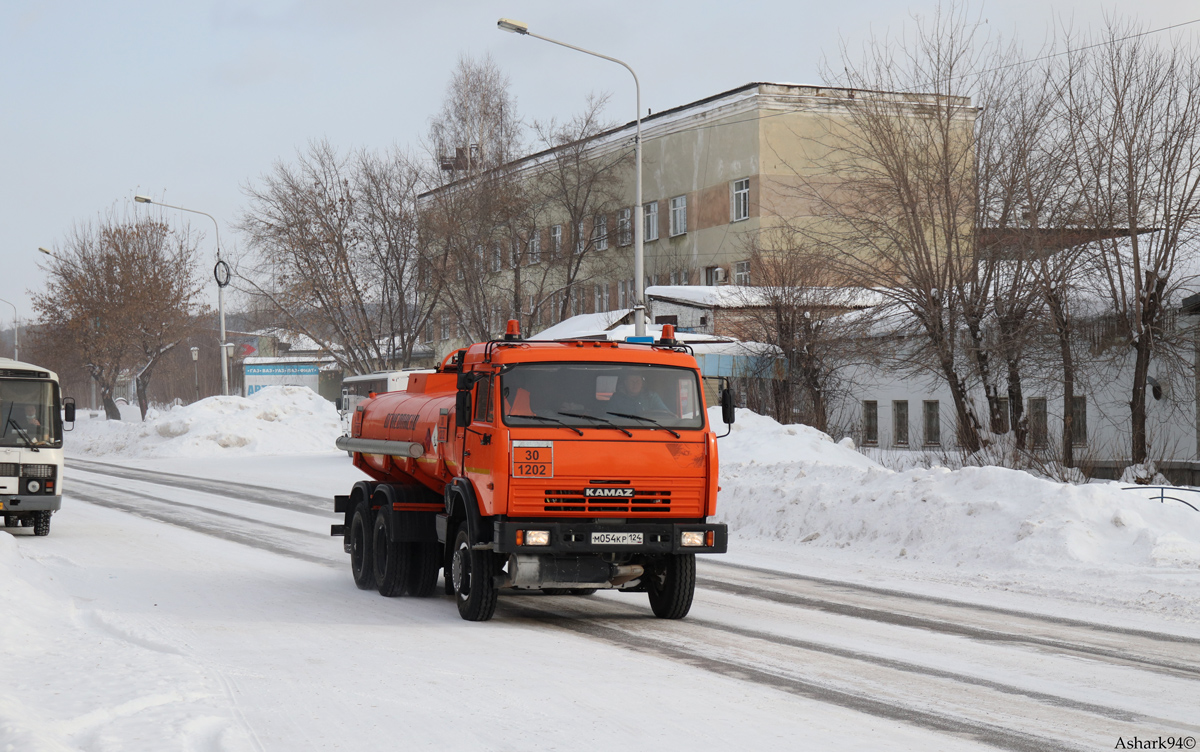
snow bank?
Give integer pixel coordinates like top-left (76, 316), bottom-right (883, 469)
top-left (714, 408), bottom-right (1200, 574)
top-left (68, 386), bottom-right (340, 459)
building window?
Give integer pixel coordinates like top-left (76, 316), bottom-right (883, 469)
top-left (893, 400), bottom-right (909, 446)
top-left (440, 312), bottom-right (451, 341)
top-left (996, 397), bottom-right (1010, 434)
top-left (1070, 395), bottom-right (1087, 447)
top-left (603, 284), bottom-right (610, 311)
top-left (669, 195), bottom-right (687, 237)
top-left (550, 225), bottom-right (562, 256)
top-left (528, 232), bottom-right (541, 265)
top-left (593, 284), bottom-right (602, 313)
top-left (594, 215), bottom-right (608, 251)
top-left (862, 401), bottom-right (878, 445)
top-left (1029, 397), bottom-right (1048, 449)
top-left (423, 318), bottom-right (434, 344)
top-left (705, 266), bottom-right (725, 286)
top-left (734, 260), bottom-right (751, 286)
top-left (644, 202), bottom-right (659, 242)
top-left (617, 208), bottom-right (632, 246)
top-left (618, 279), bottom-right (627, 309)
top-left (923, 400), bottom-right (940, 446)
top-left (491, 244), bottom-right (502, 272)
top-left (731, 178), bottom-right (749, 222)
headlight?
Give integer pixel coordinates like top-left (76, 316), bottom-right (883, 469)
top-left (26, 480), bottom-right (41, 494)
top-left (517, 529), bottom-right (550, 546)
top-left (681, 531), bottom-right (714, 547)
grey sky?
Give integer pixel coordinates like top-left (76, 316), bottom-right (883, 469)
top-left (2, 0), bottom-right (1197, 326)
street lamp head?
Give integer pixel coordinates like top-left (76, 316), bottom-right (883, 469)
top-left (190, 346), bottom-right (199, 361)
top-left (497, 17), bottom-right (528, 34)
top-left (134, 195), bottom-right (153, 204)
top-left (37, 247), bottom-right (54, 256)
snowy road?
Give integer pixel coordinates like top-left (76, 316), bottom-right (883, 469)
top-left (3, 458), bottom-right (1192, 750)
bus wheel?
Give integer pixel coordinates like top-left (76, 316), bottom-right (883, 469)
top-left (33, 511), bottom-right (51, 537)
top-left (2, 514), bottom-right (15, 527)
top-left (452, 523), bottom-right (498, 621)
top-left (647, 554), bottom-right (695, 619)
top-left (349, 503), bottom-right (376, 590)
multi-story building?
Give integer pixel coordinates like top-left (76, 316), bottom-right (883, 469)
top-left (418, 81), bottom-right (971, 360)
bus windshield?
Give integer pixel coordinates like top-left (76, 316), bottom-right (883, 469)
top-left (500, 362), bottom-right (705, 431)
top-left (0, 380), bottom-right (61, 448)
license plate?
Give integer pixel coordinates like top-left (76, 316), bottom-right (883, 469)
top-left (591, 531), bottom-right (643, 546)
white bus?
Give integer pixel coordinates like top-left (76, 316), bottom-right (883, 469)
top-left (337, 369), bottom-right (433, 450)
top-left (1, 357), bottom-right (75, 536)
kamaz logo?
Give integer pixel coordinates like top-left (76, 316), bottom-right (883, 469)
top-left (584, 487), bottom-right (635, 498)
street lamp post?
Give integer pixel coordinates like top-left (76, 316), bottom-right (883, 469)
top-left (190, 346), bottom-right (200, 402)
top-left (0, 297), bottom-right (17, 361)
top-left (134, 195), bottom-right (232, 396)
top-left (497, 17), bottom-right (646, 337)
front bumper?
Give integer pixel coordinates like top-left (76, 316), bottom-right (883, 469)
top-left (494, 519), bottom-right (727, 555)
top-left (0, 494), bottom-right (62, 513)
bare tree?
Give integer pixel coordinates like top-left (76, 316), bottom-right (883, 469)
top-left (239, 140), bottom-right (433, 373)
top-left (728, 232), bottom-right (874, 431)
top-left (1064, 20), bottom-right (1200, 464)
top-left (792, 4), bottom-right (988, 451)
top-left (528, 93), bottom-right (632, 323)
top-left (34, 213), bottom-right (205, 419)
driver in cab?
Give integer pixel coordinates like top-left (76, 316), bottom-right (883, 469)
top-left (607, 374), bottom-right (671, 416)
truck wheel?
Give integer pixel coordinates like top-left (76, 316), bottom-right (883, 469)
top-left (3, 514), bottom-right (15, 527)
top-left (647, 554), bottom-right (695, 619)
top-left (349, 504), bottom-right (376, 591)
top-left (405, 542), bottom-right (441, 597)
top-left (373, 510), bottom-right (411, 597)
top-left (451, 523), bottom-right (498, 621)
top-left (33, 511), bottom-right (51, 537)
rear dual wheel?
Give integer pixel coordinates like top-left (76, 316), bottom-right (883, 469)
top-left (349, 503), bottom-right (376, 590)
top-left (373, 508), bottom-right (441, 598)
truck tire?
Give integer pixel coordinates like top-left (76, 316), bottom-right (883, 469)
top-left (349, 503), bottom-right (376, 591)
top-left (451, 523), bottom-right (498, 621)
top-left (373, 509), bottom-right (411, 597)
top-left (647, 554), bottom-right (695, 619)
top-left (3, 514), bottom-right (15, 527)
top-left (405, 542), bottom-right (441, 597)
top-left (33, 511), bottom-right (51, 537)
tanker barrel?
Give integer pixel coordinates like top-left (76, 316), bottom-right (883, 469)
top-left (335, 437), bottom-right (425, 458)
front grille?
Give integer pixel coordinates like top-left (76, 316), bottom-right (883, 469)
top-left (0, 463), bottom-right (17, 477)
top-left (21, 464), bottom-right (56, 479)
top-left (544, 489), bottom-right (671, 513)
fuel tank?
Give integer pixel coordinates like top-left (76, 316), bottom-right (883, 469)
top-left (350, 371), bottom-right (462, 494)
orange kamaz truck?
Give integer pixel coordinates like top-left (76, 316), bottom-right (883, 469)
top-left (332, 322), bottom-right (731, 621)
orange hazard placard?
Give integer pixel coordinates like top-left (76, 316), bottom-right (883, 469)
top-left (512, 440), bottom-right (553, 478)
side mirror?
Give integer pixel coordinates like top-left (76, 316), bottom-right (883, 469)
top-left (334, 396), bottom-right (344, 411)
top-left (720, 387), bottom-right (735, 425)
top-left (63, 398), bottom-right (77, 425)
top-left (455, 390), bottom-right (471, 428)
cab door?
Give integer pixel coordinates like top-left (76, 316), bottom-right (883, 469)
top-left (463, 375), bottom-right (497, 513)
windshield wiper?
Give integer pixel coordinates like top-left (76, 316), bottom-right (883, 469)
top-left (606, 412), bottom-right (682, 438)
top-left (557, 411), bottom-right (633, 437)
top-left (507, 413), bottom-right (584, 436)
top-left (5, 420), bottom-right (40, 452)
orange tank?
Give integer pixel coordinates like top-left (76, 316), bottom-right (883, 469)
top-left (332, 323), bottom-right (733, 622)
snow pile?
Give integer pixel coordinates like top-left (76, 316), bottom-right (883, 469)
top-left (714, 408), bottom-right (1200, 574)
top-left (68, 386), bottom-right (340, 459)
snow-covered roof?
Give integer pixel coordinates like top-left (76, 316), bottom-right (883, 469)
top-left (532, 309), bottom-right (640, 340)
top-left (646, 285), bottom-right (884, 310)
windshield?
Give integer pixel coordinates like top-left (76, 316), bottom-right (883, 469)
top-left (500, 362), bottom-right (705, 431)
top-left (0, 379), bottom-right (62, 448)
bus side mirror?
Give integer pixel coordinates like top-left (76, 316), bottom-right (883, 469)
top-left (720, 387), bottom-right (735, 425)
top-left (455, 390), bottom-right (471, 428)
top-left (334, 396), bottom-right (344, 411)
top-left (63, 398), bottom-right (76, 429)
